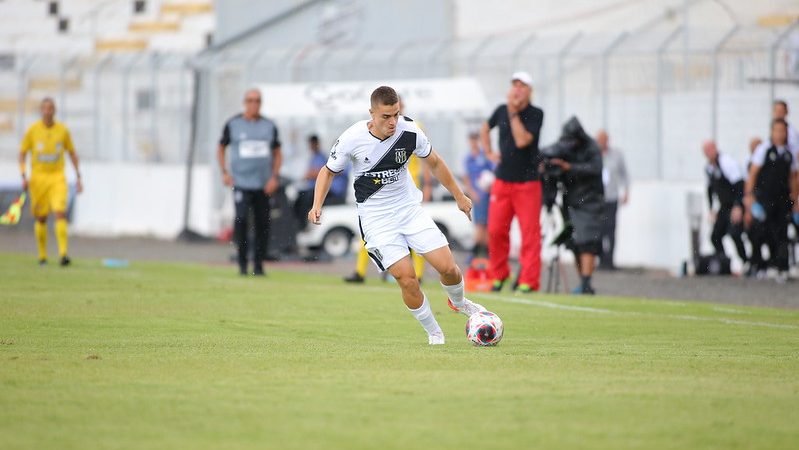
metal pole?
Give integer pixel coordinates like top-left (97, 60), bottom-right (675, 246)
top-left (601, 32), bottom-right (629, 130)
top-left (557, 33), bottom-right (582, 125)
top-left (468, 36), bottom-right (494, 75)
top-left (769, 20), bottom-right (799, 105)
top-left (656, 27), bottom-right (684, 180)
top-left (121, 53), bottom-right (142, 161)
top-left (17, 56), bottom-right (37, 143)
top-left (427, 39), bottom-right (453, 77)
top-left (512, 32), bottom-right (537, 71)
top-left (93, 56), bottom-right (111, 160)
top-left (711, 25), bottom-right (739, 141)
top-left (179, 57), bottom-right (187, 162)
top-left (150, 52), bottom-right (159, 161)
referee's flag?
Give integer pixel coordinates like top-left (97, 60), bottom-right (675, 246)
top-left (0, 192), bottom-right (26, 225)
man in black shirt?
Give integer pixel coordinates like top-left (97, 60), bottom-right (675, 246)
top-left (479, 71), bottom-right (544, 293)
top-left (744, 119), bottom-right (799, 282)
top-left (702, 140), bottom-right (747, 263)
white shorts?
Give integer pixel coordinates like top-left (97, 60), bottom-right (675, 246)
top-left (359, 203), bottom-right (449, 272)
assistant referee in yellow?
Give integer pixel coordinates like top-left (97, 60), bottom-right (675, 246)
top-left (19, 97), bottom-right (83, 265)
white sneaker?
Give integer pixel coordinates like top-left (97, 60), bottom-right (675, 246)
top-left (428, 330), bottom-right (445, 345)
top-left (447, 297), bottom-right (487, 316)
top-left (776, 272), bottom-right (789, 284)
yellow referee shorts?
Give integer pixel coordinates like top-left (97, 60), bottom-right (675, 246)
top-left (29, 174), bottom-right (68, 217)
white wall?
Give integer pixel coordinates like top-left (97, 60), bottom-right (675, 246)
top-left (0, 161), bottom-right (215, 239)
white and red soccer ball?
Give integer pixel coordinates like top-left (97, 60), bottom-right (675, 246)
top-left (466, 311), bottom-right (504, 346)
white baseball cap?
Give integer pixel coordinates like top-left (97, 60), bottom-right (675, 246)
top-left (511, 71), bottom-right (533, 87)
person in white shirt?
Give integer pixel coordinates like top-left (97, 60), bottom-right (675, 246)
top-left (308, 86), bottom-right (486, 345)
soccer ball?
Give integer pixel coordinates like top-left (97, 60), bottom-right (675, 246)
top-left (465, 311), bottom-right (504, 346)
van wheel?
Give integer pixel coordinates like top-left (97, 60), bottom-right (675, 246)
top-left (322, 227), bottom-right (354, 257)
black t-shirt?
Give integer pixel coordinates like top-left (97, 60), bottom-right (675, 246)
top-left (487, 103), bottom-right (544, 182)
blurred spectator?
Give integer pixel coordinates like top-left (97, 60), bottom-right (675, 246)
top-left (541, 117), bottom-right (604, 295)
top-left (462, 131), bottom-right (495, 261)
top-left (480, 71), bottom-right (544, 293)
top-left (702, 140), bottom-right (747, 264)
top-left (744, 119), bottom-right (799, 283)
top-left (596, 129), bottom-right (629, 270)
top-left (294, 135), bottom-right (347, 230)
top-left (217, 88), bottom-right (282, 276)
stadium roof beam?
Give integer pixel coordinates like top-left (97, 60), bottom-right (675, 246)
top-left (656, 26), bottom-right (684, 180)
top-left (711, 25), bottom-right (739, 141)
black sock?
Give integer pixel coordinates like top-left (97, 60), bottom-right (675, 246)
top-left (581, 275), bottom-right (591, 290)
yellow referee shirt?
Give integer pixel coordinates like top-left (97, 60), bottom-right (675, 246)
top-left (20, 120), bottom-right (75, 176)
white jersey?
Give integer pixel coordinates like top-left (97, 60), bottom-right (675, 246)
top-left (325, 116), bottom-right (432, 215)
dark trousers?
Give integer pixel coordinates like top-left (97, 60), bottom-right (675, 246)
top-left (710, 205), bottom-right (747, 261)
top-left (749, 206), bottom-right (790, 272)
top-left (234, 188), bottom-right (271, 272)
top-left (599, 201), bottom-right (618, 269)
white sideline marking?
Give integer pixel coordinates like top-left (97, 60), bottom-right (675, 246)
top-left (343, 284), bottom-right (799, 330)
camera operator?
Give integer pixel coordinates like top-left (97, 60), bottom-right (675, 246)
top-left (541, 117), bottom-right (604, 295)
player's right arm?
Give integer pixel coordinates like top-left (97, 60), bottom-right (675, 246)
top-left (18, 127), bottom-right (32, 191)
top-left (308, 166), bottom-right (335, 225)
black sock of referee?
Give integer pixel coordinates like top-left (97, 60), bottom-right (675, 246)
top-left (581, 275), bottom-right (592, 290)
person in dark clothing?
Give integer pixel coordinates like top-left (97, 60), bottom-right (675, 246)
top-left (744, 119), bottom-right (799, 283)
top-left (541, 117), bottom-right (604, 295)
top-left (479, 71), bottom-right (544, 293)
top-left (294, 135), bottom-right (348, 230)
top-left (217, 89), bottom-right (282, 276)
top-left (702, 140), bottom-right (747, 263)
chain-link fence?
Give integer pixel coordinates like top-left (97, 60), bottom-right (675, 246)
top-left (2, 22), bottom-right (797, 185)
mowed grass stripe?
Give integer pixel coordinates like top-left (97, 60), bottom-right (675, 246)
top-left (1, 253), bottom-right (798, 450)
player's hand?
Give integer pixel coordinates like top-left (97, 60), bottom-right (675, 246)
top-left (264, 177), bottom-right (279, 195)
top-left (456, 193), bottom-right (473, 221)
top-left (21, 178), bottom-right (28, 192)
top-left (222, 173), bottom-right (234, 187)
top-left (550, 158), bottom-right (571, 172)
top-left (308, 207), bottom-right (322, 225)
top-left (76, 178), bottom-right (83, 194)
top-left (730, 205), bottom-right (742, 224)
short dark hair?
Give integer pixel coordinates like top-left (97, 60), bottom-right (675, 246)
top-left (772, 117), bottom-right (788, 129)
top-left (370, 86), bottom-right (399, 108)
top-left (308, 134), bottom-right (319, 144)
top-left (774, 99), bottom-right (788, 112)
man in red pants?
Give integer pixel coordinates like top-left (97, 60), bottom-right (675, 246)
top-left (479, 71), bottom-right (544, 293)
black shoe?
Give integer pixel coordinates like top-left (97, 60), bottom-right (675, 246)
top-left (38, 258), bottom-right (47, 266)
top-left (59, 256), bottom-right (71, 267)
top-left (344, 272), bottom-right (365, 283)
top-left (582, 286), bottom-right (596, 295)
top-left (253, 264), bottom-right (265, 276)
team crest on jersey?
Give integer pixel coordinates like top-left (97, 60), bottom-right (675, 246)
top-left (395, 149), bottom-right (407, 164)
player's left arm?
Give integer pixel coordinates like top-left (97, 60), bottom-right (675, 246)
top-left (265, 126), bottom-right (282, 195)
top-left (64, 128), bottom-right (83, 194)
top-left (424, 150), bottom-right (472, 221)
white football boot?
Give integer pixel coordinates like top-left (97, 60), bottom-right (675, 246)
top-left (428, 330), bottom-right (446, 345)
top-left (447, 297), bottom-right (487, 316)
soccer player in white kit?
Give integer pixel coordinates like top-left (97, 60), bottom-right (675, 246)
top-left (308, 86), bottom-right (486, 345)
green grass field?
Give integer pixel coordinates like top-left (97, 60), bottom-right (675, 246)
top-left (1, 252), bottom-right (798, 450)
